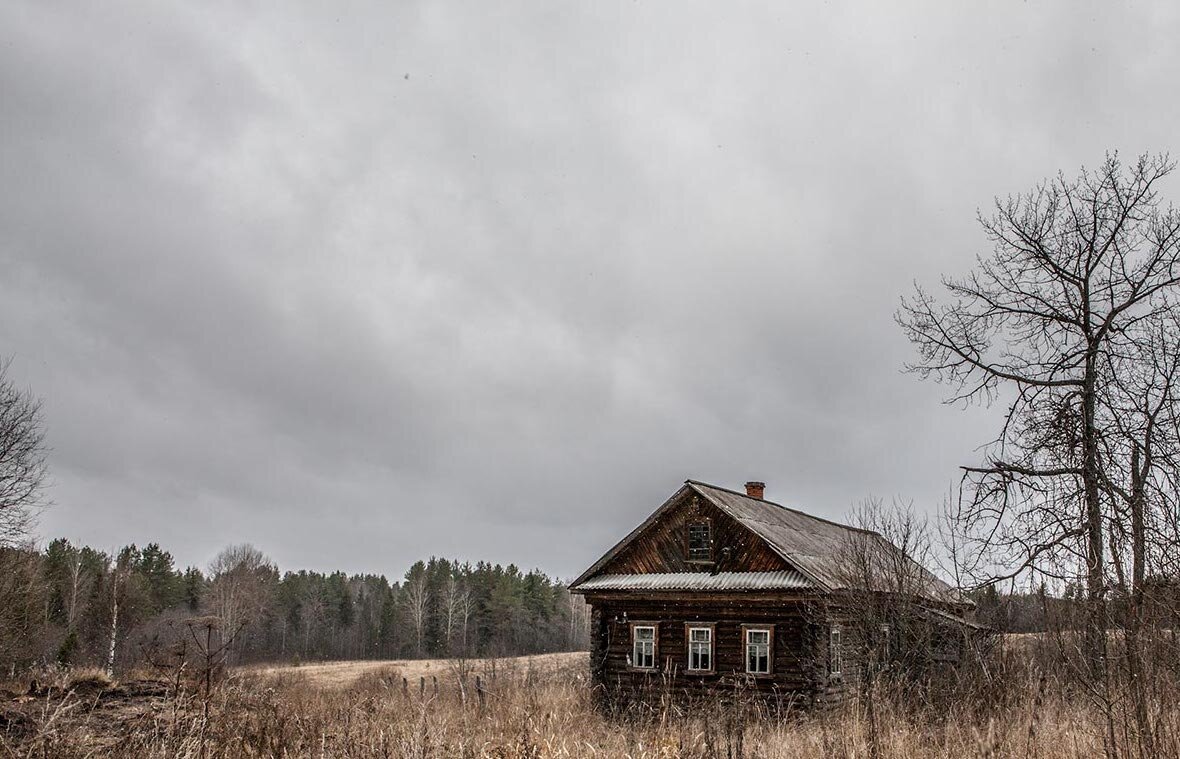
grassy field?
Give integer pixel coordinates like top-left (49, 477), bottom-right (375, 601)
top-left (242, 651), bottom-right (584, 690)
top-left (2, 649), bottom-right (1177, 757)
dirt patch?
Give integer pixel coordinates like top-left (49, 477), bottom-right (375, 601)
top-left (0, 677), bottom-right (173, 750)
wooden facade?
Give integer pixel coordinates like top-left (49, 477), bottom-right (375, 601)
top-left (597, 491), bottom-right (791, 576)
top-left (587, 595), bottom-right (822, 700)
top-left (571, 480), bottom-right (980, 706)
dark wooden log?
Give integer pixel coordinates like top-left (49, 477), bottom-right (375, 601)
top-left (587, 595), bottom-right (829, 702)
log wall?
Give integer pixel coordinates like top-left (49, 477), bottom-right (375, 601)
top-left (585, 594), bottom-right (846, 704)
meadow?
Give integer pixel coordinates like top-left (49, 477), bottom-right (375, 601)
top-left (2, 643), bottom-right (1177, 758)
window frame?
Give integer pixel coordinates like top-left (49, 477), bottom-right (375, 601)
top-left (686, 520), bottom-right (713, 563)
top-left (684, 622), bottom-right (716, 674)
top-left (741, 624), bottom-right (774, 676)
top-left (879, 624), bottom-right (891, 662)
top-left (629, 622), bottom-right (659, 671)
top-left (829, 625), bottom-right (843, 679)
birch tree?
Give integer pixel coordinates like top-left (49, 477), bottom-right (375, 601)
top-left (442, 573), bottom-right (467, 655)
top-left (105, 561), bottom-right (122, 676)
top-left (403, 562), bottom-right (430, 657)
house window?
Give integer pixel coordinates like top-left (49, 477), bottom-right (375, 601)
top-left (745, 627), bottom-right (772, 674)
top-left (687, 625), bottom-right (713, 672)
top-left (829, 626), bottom-right (843, 677)
top-left (687, 522), bottom-right (712, 561)
top-left (631, 625), bottom-right (656, 669)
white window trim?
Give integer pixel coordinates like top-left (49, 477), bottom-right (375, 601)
top-left (686, 624), bottom-right (714, 673)
top-left (631, 624), bottom-right (657, 670)
top-left (829, 625), bottom-right (843, 678)
top-left (744, 626), bottom-right (772, 674)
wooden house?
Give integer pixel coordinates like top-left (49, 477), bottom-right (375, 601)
top-left (569, 480), bottom-right (982, 705)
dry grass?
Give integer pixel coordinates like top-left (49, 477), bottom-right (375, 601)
top-left (2, 652), bottom-right (1178, 758)
top-left (244, 652), bottom-right (582, 690)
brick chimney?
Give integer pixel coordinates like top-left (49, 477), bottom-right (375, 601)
top-left (745, 481), bottom-right (765, 500)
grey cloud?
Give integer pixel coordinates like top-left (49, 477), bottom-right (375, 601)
top-left (2, 1), bottom-right (1178, 579)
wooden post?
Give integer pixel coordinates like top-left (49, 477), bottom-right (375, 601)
top-left (432, 675), bottom-right (438, 695)
top-left (401, 677), bottom-right (408, 697)
top-left (475, 675), bottom-right (485, 714)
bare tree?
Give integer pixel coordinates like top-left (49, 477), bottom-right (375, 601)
top-left (299, 590), bottom-right (326, 657)
top-left (105, 559), bottom-right (124, 676)
top-left (63, 543), bottom-right (93, 631)
top-left (207, 544), bottom-right (275, 663)
top-left (459, 585), bottom-right (475, 654)
top-left (442, 573), bottom-right (469, 656)
top-left (103, 546), bottom-right (149, 675)
top-left (897, 153), bottom-right (1180, 676)
top-left (0, 546), bottom-right (45, 667)
top-left (836, 498), bottom-right (946, 669)
top-left (565, 588), bottom-right (591, 651)
top-left (403, 564), bottom-right (430, 657)
top-left (0, 360), bottom-right (49, 667)
top-left (0, 359), bottom-right (47, 546)
top-left (1099, 309), bottom-right (1180, 754)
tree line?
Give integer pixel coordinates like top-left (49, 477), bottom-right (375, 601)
top-left (0, 538), bottom-right (590, 674)
top-left (0, 357), bottom-right (589, 674)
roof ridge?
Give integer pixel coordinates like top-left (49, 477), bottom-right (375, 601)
top-left (684, 479), bottom-right (879, 536)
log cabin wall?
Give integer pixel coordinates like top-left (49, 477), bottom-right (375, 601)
top-left (586, 594), bottom-right (838, 702)
top-left (597, 491), bottom-right (790, 575)
top-left (813, 598), bottom-right (861, 704)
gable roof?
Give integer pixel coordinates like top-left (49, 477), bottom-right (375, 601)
top-left (571, 479), bottom-right (962, 605)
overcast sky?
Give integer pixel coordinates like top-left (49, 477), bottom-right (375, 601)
top-left (2, 1), bottom-right (1178, 581)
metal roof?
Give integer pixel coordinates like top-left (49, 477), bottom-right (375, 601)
top-left (687, 481), bottom-right (961, 604)
top-left (916, 604), bottom-right (990, 631)
top-left (575, 570), bottom-right (815, 592)
top-left (571, 480), bottom-right (964, 607)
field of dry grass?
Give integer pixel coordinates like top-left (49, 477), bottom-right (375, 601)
top-left (243, 652), bottom-right (584, 690)
top-left (2, 650), bottom-right (1178, 757)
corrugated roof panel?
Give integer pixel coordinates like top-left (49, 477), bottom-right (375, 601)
top-left (687, 481), bottom-right (963, 605)
top-left (574, 570), bottom-right (814, 592)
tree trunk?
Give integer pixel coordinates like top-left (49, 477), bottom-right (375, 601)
top-left (1126, 446), bottom-right (1153, 756)
top-left (1082, 340), bottom-right (1107, 681)
top-left (105, 571), bottom-right (120, 676)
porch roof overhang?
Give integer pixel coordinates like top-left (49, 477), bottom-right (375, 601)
top-left (571, 569), bottom-right (815, 593)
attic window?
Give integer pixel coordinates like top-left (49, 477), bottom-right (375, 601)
top-left (687, 522), bottom-right (712, 562)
